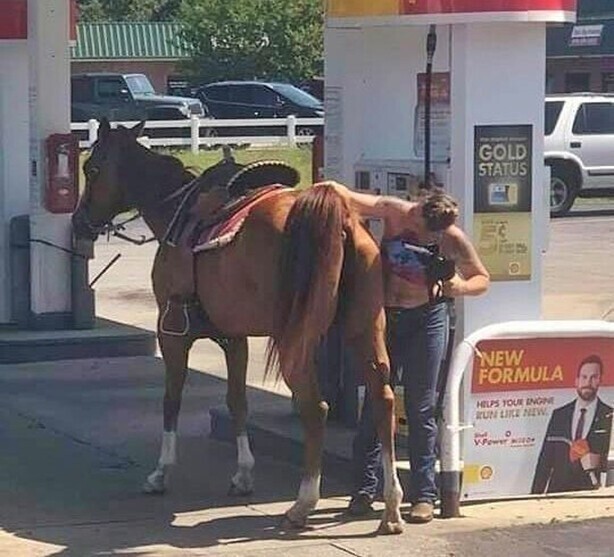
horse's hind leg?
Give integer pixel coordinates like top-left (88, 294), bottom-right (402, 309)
top-left (282, 374), bottom-right (328, 529)
top-left (143, 333), bottom-right (191, 494)
top-left (223, 337), bottom-right (255, 496)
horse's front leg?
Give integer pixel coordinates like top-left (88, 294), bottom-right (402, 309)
top-left (143, 332), bottom-right (191, 494)
top-left (222, 336), bottom-right (255, 496)
top-left (282, 376), bottom-right (328, 529)
top-left (354, 321), bottom-right (404, 535)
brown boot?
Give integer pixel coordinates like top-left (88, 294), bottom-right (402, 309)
top-left (407, 501), bottom-right (434, 523)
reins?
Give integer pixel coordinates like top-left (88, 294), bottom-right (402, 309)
top-left (82, 175), bottom-right (200, 287)
top-left (99, 173), bottom-right (201, 246)
top-left (157, 174), bottom-right (201, 207)
top-left (100, 212), bottom-right (155, 245)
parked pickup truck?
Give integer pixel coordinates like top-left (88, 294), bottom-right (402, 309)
top-left (545, 93), bottom-right (614, 216)
top-left (71, 73), bottom-right (206, 122)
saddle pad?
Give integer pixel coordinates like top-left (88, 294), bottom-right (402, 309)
top-left (192, 185), bottom-right (288, 253)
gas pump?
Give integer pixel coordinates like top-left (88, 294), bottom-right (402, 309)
top-left (350, 27), bottom-right (456, 430)
top-left (325, 0), bottom-right (560, 358)
top-left (324, 2), bottom-right (573, 507)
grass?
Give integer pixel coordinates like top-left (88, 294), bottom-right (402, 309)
top-left (170, 146), bottom-right (314, 188)
top-left (80, 145), bottom-right (314, 190)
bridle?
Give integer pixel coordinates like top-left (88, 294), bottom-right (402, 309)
top-left (76, 169), bottom-right (203, 246)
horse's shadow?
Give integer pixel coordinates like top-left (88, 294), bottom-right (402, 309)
top-left (3, 442), bottom-right (378, 556)
top-left (0, 360), bottom-right (380, 556)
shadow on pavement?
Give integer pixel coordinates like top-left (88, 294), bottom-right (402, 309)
top-left (0, 355), bottom-right (357, 555)
top-left (564, 207), bottom-right (614, 218)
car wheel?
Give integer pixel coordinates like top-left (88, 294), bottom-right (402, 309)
top-left (549, 170), bottom-right (578, 217)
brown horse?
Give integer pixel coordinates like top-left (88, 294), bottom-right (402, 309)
top-left (72, 119), bottom-right (404, 534)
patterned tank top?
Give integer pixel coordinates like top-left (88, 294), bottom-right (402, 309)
top-left (381, 236), bottom-right (437, 287)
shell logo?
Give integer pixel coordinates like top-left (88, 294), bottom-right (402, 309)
top-left (479, 465), bottom-right (494, 481)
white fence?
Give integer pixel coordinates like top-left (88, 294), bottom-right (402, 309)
top-left (70, 115), bottom-right (324, 152)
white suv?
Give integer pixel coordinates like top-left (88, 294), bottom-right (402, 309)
top-left (545, 93), bottom-right (614, 216)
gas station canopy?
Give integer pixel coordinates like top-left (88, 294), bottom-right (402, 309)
top-left (326, 0), bottom-right (576, 24)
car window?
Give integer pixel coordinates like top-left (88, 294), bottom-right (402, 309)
top-left (125, 75), bottom-right (155, 95)
top-left (270, 83), bottom-right (322, 108)
top-left (248, 85), bottom-right (277, 106)
top-left (227, 85), bottom-right (252, 104)
top-left (97, 78), bottom-right (127, 100)
top-left (71, 77), bottom-right (94, 103)
top-left (545, 101), bottom-right (564, 136)
top-left (572, 102), bottom-right (614, 134)
top-left (203, 85), bottom-right (228, 102)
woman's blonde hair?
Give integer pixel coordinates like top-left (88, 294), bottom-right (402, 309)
top-left (415, 187), bottom-right (459, 231)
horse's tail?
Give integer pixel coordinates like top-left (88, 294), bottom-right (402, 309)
top-left (266, 185), bottom-right (350, 385)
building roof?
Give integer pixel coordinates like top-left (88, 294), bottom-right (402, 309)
top-left (71, 22), bottom-right (191, 61)
top-left (547, 20), bottom-right (614, 58)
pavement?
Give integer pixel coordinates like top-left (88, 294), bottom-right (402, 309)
top-left (1, 212), bottom-right (614, 555)
top-left (1, 356), bottom-right (613, 557)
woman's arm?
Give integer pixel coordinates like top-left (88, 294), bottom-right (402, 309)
top-left (316, 181), bottom-right (408, 220)
top-left (441, 226), bottom-right (490, 297)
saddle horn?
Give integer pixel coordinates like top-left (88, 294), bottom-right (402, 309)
top-left (222, 145), bottom-right (235, 163)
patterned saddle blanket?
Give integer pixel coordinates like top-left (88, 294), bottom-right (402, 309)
top-left (191, 184), bottom-right (287, 253)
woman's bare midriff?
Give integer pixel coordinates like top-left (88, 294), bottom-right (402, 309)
top-left (384, 272), bottom-right (430, 309)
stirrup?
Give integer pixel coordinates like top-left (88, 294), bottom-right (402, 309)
top-left (159, 300), bottom-right (191, 337)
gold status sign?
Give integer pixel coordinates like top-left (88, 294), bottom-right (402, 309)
top-left (473, 125), bottom-right (532, 281)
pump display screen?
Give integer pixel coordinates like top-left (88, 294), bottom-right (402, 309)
top-left (388, 172), bottom-right (420, 199)
top-left (488, 183), bottom-right (519, 206)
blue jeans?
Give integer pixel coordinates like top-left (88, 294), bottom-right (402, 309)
top-left (352, 302), bottom-right (448, 504)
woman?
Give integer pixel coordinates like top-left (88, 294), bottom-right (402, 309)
top-left (323, 181), bottom-right (490, 523)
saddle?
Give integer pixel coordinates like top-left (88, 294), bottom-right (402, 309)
top-left (164, 156), bottom-right (300, 249)
top-left (158, 154), bottom-right (300, 338)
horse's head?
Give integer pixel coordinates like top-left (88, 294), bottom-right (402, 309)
top-left (72, 118), bottom-right (145, 240)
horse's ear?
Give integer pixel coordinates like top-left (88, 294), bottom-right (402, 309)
top-left (131, 120), bottom-right (146, 139)
top-left (98, 117), bottom-right (111, 140)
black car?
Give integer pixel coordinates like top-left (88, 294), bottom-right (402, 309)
top-left (195, 81), bottom-right (324, 138)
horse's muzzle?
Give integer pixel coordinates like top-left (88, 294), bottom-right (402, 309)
top-left (71, 208), bottom-right (104, 241)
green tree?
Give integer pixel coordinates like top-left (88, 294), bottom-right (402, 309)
top-left (77, 0), bottom-right (182, 22)
top-left (178, 0), bottom-right (323, 84)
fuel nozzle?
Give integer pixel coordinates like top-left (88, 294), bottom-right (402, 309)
top-left (426, 24), bottom-right (437, 62)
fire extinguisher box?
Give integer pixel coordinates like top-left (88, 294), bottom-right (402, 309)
top-left (45, 133), bottom-right (79, 214)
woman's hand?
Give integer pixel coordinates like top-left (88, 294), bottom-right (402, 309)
top-left (314, 180), bottom-right (350, 198)
top-left (442, 274), bottom-right (466, 298)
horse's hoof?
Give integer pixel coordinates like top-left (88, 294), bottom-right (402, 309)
top-left (228, 482), bottom-right (254, 497)
top-left (142, 476), bottom-right (166, 495)
top-left (280, 512), bottom-right (308, 531)
top-left (377, 519), bottom-right (405, 535)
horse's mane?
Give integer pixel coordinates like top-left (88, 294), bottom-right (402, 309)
top-left (123, 142), bottom-right (197, 208)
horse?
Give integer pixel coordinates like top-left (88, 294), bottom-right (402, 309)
top-left (71, 119), bottom-right (404, 534)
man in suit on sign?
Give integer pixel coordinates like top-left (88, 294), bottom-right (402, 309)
top-left (531, 354), bottom-right (613, 494)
